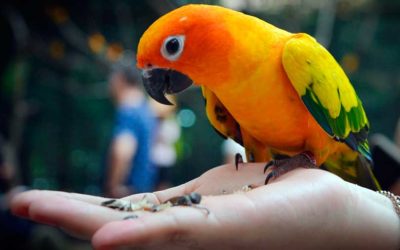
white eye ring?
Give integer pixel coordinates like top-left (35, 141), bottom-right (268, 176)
top-left (161, 35), bottom-right (185, 61)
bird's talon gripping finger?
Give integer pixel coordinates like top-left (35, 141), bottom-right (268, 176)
top-left (263, 161), bottom-right (275, 174)
top-left (235, 153), bottom-right (243, 171)
top-left (265, 171), bottom-right (277, 185)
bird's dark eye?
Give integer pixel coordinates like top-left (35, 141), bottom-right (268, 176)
top-left (161, 35), bottom-right (185, 61)
top-left (166, 38), bottom-right (180, 55)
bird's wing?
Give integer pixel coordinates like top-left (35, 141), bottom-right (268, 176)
top-left (202, 86), bottom-right (272, 162)
top-left (282, 33), bottom-right (371, 161)
top-left (201, 86), bottom-right (243, 146)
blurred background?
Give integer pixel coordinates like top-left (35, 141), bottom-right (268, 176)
top-left (0, 0), bottom-right (399, 249)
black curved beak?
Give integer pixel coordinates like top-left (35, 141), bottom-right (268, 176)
top-left (142, 68), bottom-right (193, 105)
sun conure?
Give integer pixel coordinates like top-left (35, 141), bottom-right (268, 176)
top-left (136, 4), bottom-right (380, 190)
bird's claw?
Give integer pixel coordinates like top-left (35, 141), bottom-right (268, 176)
top-left (263, 160), bottom-right (275, 174)
top-left (235, 153), bottom-right (244, 171)
top-left (263, 152), bottom-right (317, 185)
top-left (265, 171), bottom-right (276, 185)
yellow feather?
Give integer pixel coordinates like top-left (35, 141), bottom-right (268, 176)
top-left (282, 33), bottom-right (358, 119)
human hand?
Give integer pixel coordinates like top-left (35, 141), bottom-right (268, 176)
top-left (10, 162), bottom-right (265, 240)
top-left (11, 163), bottom-right (400, 249)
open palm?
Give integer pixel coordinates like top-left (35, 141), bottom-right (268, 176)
top-left (11, 163), bottom-right (399, 249)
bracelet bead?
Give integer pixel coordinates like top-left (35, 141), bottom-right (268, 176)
top-left (376, 190), bottom-right (400, 217)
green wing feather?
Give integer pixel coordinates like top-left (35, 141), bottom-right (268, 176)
top-left (282, 33), bottom-right (371, 161)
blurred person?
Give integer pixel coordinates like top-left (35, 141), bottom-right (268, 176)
top-left (104, 63), bottom-right (158, 198)
top-left (150, 100), bottom-right (180, 190)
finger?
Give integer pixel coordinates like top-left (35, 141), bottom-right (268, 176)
top-left (25, 193), bottom-right (139, 239)
top-left (92, 190), bottom-right (267, 250)
top-left (11, 190), bottom-right (108, 218)
top-left (91, 169), bottom-right (330, 250)
top-left (120, 162), bottom-right (264, 206)
top-left (153, 179), bottom-right (197, 203)
top-left (120, 179), bottom-right (198, 205)
top-left (92, 205), bottom-right (212, 250)
top-left (119, 162), bottom-right (264, 205)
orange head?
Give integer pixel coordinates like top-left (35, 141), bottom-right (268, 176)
top-left (136, 4), bottom-right (237, 104)
top-left (136, 4), bottom-right (287, 105)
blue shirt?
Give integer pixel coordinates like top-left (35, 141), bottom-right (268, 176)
top-left (112, 100), bottom-right (157, 193)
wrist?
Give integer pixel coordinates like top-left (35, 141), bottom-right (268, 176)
top-left (346, 184), bottom-right (400, 249)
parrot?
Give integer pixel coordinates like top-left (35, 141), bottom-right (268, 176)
top-left (136, 4), bottom-right (380, 190)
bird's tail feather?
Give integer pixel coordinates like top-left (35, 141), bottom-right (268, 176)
top-left (323, 145), bottom-right (381, 190)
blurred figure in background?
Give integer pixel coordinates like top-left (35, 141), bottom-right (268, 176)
top-left (104, 63), bottom-right (158, 198)
top-left (150, 100), bottom-right (180, 190)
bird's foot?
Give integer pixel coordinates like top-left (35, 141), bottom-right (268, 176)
top-left (235, 153), bottom-right (244, 171)
top-left (263, 151), bottom-right (317, 184)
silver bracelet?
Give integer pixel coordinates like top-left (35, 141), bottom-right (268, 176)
top-left (376, 190), bottom-right (400, 217)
